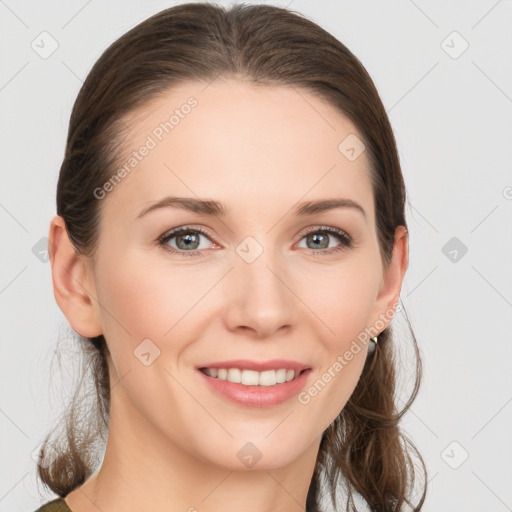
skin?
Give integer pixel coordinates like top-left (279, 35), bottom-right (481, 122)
top-left (49, 78), bottom-right (408, 512)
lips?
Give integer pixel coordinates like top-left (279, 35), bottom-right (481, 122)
top-left (196, 359), bottom-right (312, 407)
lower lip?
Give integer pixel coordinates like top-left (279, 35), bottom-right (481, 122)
top-left (197, 369), bottom-right (312, 408)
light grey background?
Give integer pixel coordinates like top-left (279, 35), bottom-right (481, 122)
top-left (1, 1), bottom-right (511, 511)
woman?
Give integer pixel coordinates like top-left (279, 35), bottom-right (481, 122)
top-left (35, 3), bottom-right (427, 511)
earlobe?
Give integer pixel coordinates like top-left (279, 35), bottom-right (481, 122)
top-left (48, 214), bottom-right (103, 338)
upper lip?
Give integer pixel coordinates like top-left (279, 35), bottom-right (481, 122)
top-left (197, 359), bottom-right (311, 372)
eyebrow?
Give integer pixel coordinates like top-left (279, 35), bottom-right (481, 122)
top-left (136, 196), bottom-right (366, 220)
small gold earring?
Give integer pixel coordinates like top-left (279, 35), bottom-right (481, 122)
top-left (367, 335), bottom-right (379, 356)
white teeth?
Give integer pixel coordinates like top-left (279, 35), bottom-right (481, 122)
top-left (241, 370), bottom-right (260, 386)
top-left (227, 368), bottom-right (241, 383)
top-left (202, 367), bottom-right (302, 386)
top-left (275, 369), bottom-right (287, 383)
top-left (259, 370), bottom-right (277, 386)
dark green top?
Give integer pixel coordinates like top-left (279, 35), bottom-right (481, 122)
top-left (34, 498), bottom-right (72, 512)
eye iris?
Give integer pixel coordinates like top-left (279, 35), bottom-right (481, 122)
top-left (176, 232), bottom-right (200, 250)
top-left (308, 232), bottom-right (329, 249)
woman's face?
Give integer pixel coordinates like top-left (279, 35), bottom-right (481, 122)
top-left (77, 78), bottom-right (406, 470)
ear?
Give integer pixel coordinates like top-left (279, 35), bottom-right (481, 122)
top-left (48, 214), bottom-right (103, 338)
top-left (368, 225), bottom-right (409, 333)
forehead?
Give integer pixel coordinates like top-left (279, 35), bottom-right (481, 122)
top-left (102, 78), bottom-right (374, 223)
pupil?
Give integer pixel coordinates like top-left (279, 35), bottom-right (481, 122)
top-left (178, 233), bottom-right (199, 250)
top-left (310, 233), bottom-right (328, 249)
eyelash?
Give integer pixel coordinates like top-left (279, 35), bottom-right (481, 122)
top-left (157, 225), bottom-right (353, 258)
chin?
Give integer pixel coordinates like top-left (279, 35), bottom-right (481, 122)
top-left (195, 431), bottom-right (313, 471)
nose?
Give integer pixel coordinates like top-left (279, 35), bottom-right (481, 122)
top-left (222, 243), bottom-right (294, 338)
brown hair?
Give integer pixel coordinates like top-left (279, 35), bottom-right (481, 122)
top-left (38, 2), bottom-right (427, 510)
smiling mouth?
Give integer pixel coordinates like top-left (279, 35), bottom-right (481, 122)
top-left (199, 367), bottom-right (307, 387)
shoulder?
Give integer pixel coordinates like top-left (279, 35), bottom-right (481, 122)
top-left (32, 497), bottom-right (72, 512)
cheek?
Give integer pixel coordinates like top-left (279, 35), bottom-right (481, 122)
top-left (93, 249), bottom-right (219, 370)
top-left (92, 255), bottom-right (168, 358)
top-left (295, 267), bottom-right (376, 423)
top-left (295, 257), bottom-right (380, 346)
top-left (96, 252), bottom-right (196, 331)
